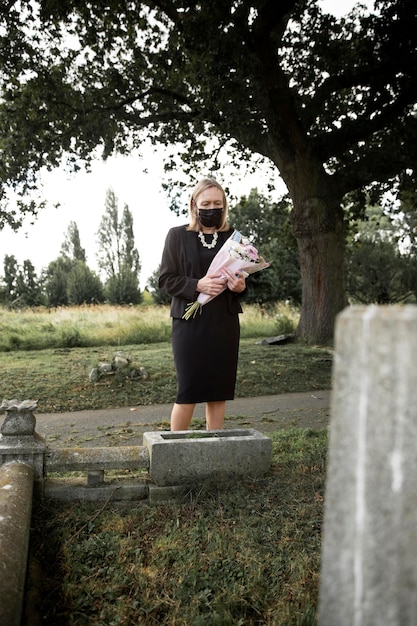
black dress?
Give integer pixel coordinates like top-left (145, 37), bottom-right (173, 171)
top-left (159, 228), bottom-right (241, 404)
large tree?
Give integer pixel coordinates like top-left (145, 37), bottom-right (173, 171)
top-left (230, 189), bottom-right (301, 305)
top-left (67, 260), bottom-right (104, 304)
top-left (96, 188), bottom-right (141, 304)
top-left (43, 256), bottom-right (72, 306)
top-left (345, 205), bottom-right (417, 304)
top-left (2, 255), bottom-right (19, 303)
top-left (1, 1), bottom-right (416, 341)
top-left (1, 255), bottom-right (43, 306)
top-left (60, 221), bottom-right (87, 263)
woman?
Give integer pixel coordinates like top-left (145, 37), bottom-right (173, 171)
top-left (159, 178), bottom-right (246, 431)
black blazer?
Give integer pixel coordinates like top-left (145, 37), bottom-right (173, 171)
top-left (158, 225), bottom-right (244, 318)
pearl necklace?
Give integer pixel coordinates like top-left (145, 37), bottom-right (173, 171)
top-left (198, 230), bottom-right (218, 249)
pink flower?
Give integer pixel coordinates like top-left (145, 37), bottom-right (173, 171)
top-left (244, 245), bottom-right (259, 261)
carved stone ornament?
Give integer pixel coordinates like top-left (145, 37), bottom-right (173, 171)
top-left (0, 399), bottom-right (38, 436)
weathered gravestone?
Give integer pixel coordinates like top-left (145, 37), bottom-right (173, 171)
top-left (319, 305), bottom-right (417, 626)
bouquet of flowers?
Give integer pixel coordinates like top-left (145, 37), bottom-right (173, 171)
top-left (182, 230), bottom-right (270, 319)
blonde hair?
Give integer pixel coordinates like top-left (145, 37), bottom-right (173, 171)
top-left (187, 178), bottom-right (230, 232)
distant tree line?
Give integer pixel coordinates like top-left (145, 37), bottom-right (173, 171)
top-left (0, 189), bottom-right (142, 308)
top-left (2, 187), bottom-right (417, 310)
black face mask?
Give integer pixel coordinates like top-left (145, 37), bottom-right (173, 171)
top-left (198, 208), bottom-right (223, 228)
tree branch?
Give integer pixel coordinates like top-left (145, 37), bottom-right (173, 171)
top-left (316, 85), bottom-right (417, 160)
top-left (334, 116), bottom-right (417, 194)
top-left (253, 0), bottom-right (297, 39)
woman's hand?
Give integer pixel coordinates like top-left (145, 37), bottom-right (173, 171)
top-left (197, 272), bottom-right (227, 296)
top-left (222, 268), bottom-right (246, 293)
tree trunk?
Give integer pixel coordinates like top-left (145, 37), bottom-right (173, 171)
top-left (292, 194), bottom-right (348, 345)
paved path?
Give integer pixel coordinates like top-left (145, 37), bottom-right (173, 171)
top-left (34, 390), bottom-right (331, 447)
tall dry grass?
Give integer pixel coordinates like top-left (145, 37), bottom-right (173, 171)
top-left (0, 302), bottom-right (299, 351)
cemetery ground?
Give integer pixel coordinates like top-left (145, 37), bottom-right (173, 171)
top-left (1, 305), bottom-right (332, 625)
top-left (26, 428), bottom-right (326, 626)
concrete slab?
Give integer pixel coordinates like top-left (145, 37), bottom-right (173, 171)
top-left (148, 484), bottom-right (192, 505)
top-left (143, 428), bottom-right (272, 486)
top-left (44, 478), bottom-right (149, 502)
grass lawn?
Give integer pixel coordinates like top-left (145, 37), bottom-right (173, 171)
top-left (0, 304), bottom-right (331, 625)
top-left (26, 428), bottom-right (327, 626)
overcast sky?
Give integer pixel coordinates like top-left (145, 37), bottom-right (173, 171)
top-left (0, 148), bottom-right (283, 289)
top-left (0, 0), bottom-right (373, 289)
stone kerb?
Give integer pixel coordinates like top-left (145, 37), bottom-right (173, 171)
top-left (0, 461), bottom-right (34, 626)
top-left (144, 428), bottom-right (272, 486)
top-left (44, 446), bottom-right (151, 502)
top-left (319, 305), bottom-right (417, 626)
top-left (0, 400), bottom-right (272, 500)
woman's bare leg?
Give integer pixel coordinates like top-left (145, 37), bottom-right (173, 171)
top-left (206, 401), bottom-right (226, 430)
top-left (170, 403), bottom-right (195, 431)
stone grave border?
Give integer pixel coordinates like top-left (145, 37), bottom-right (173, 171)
top-left (0, 399), bottom-right (272, 625)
